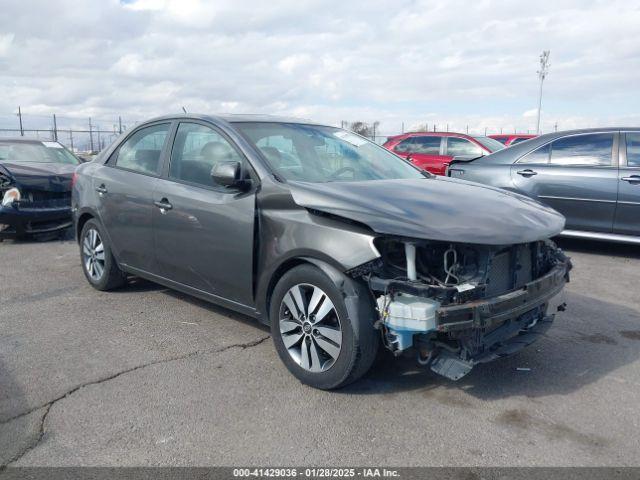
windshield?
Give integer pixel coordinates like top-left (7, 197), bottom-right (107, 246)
top-left (0, 141), bottom-right (80, 165)
top-left (473, 136), bottom-right (506, 152)
top-left (234, 122), bottom-right (426, 183)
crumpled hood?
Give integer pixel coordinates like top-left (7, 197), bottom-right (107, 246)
top-left (0, 162), bottom-right (76, 192)
top-left (288, 177), bottom-right (565, 245)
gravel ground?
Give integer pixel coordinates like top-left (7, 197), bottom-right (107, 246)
top-left (1, 235), bottom-right (639, 467)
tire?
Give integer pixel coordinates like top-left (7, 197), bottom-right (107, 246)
top-left (79, 219), bottom-right (126, 291)
top-left (270, 264), bottom-right (378, 390)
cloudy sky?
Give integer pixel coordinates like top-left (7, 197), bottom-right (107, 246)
top-left (1, 0), bottom-right (639, 135)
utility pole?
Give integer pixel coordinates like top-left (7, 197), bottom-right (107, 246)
top-left (69, 130), bottom-right (74, 151)
top-left (89, 117), bottom-right (94, 152)
top-left (17, 106), bottom-right (24, 136)
top-left (52, 114), bottom-right (58, 141)
top-left (536, 50), bottom-right (550, 135)
top-left (118, 116), bottom-right (123, 134)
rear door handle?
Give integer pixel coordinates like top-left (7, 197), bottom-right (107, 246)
top-left (621, 175), bottom-right (640, 184)
top-left (154, 198), bottom-right (173, 213)
top-left (517, 169), bottom-right (538, 177)
top-left (95, 184), bottom-right (107, 195)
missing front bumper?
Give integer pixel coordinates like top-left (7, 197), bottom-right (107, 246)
top-left (380, 260), bottom-right (570, 381)
top-left (428, 287), bottom-right (566, 381)
top-left (0, 203), bottom-right (72, 237)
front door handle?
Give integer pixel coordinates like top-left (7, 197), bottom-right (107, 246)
top-left (517, 169), bottom-right (538, 177)
top-left (621, 175), bottom-right (640, 184)
top-left (95, 184), bottom-right (107, 195)
top-left (154, 198), bottom-right (173, 213)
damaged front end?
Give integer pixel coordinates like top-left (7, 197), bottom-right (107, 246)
top-left (0, 175), bottom-right (73, 237)
top-left (350, 237), bottom-right (571, 381)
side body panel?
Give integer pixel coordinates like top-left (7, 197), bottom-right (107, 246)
top-left (91, 164), bottom-right (159, 271)
top-left (510, 163), bottom-right (618, 232)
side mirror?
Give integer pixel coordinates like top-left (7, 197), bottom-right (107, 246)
top-left (211, 161), bottom-right (248, 189)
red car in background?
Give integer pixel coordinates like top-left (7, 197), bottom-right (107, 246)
top-left (489, 134), bottom-right (537, 147)
top-left (383, 132), bottom-right (504, 175)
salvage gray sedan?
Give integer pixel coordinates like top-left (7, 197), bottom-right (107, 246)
top-left (72, 114), bottom-right (571, 389)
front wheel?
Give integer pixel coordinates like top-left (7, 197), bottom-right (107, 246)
top-left (270, 264), bottom-right (378, 389)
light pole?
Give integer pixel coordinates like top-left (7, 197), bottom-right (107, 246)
top-left (536, 50), bottom-right (550, 135)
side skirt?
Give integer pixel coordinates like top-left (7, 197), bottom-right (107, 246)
top-left (560, 229), bottom-right (640, 245)
top-left (120, 263), bottom-right (261, 319)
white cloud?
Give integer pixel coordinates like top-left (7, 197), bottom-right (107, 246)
top-left (0, 0), bottom-right (639, 135)
top-left (277, 54), bottom-right (312, 74)
top-left (0, 33), bottom-right (14, 57)
top-left (523, 108), bottom-right (539, 118)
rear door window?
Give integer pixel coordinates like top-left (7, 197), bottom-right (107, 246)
top-left (115, 123), bottom-right (170, 175)
top-left (625, 132), bottom-right (640, 167)
top-left (550, 133), bottom-right (614, 166)
top-left (410, 136), bottom-right (441, 154)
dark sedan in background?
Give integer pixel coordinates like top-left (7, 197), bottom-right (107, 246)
top-left (0, 138), bottom-right (80, 239)
top-left (448, 128), bottom-right (640, 244)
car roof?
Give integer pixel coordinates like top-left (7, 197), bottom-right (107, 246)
top-left (391, 131), bottom-right (481, 141)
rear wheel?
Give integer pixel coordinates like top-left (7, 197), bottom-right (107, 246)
top-left (270, 264), bottom-right (378, 389)
top-left (80, 219), bottom-right (126, 291)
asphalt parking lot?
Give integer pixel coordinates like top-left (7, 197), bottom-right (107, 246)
top-left (1, 235), bottom-right (639, 467)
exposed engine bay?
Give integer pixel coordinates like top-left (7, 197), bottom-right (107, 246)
top-left (349, 237), bottom-right (571, 381)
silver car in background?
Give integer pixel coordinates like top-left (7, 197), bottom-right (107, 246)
top-left (448, 128), bottom-right (640, 244)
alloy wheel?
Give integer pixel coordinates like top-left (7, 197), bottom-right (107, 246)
top-left (279, 283), bottom-right (343, 372)
top-left (82, 228), bottom-right (105, 281)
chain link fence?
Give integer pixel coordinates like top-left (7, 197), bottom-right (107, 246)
top-left (1, 111), bottom-right (555, 152)
top-left (0, 112), bottom-right (142, 154)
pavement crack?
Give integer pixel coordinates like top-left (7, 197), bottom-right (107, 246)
top-left (0, 404), bottom-right (51, 469)
top-left (0, 334), bottom-right (271, 432)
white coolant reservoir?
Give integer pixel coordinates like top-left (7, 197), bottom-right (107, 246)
top-left (377, 294), bottom-right (440, 332)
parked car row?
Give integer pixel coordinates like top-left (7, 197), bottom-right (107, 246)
top-left (2, 114), bottom-right (635, 389)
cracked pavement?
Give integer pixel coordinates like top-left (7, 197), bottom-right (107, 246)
top-left (1, 237), bottom-right (640, 466)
